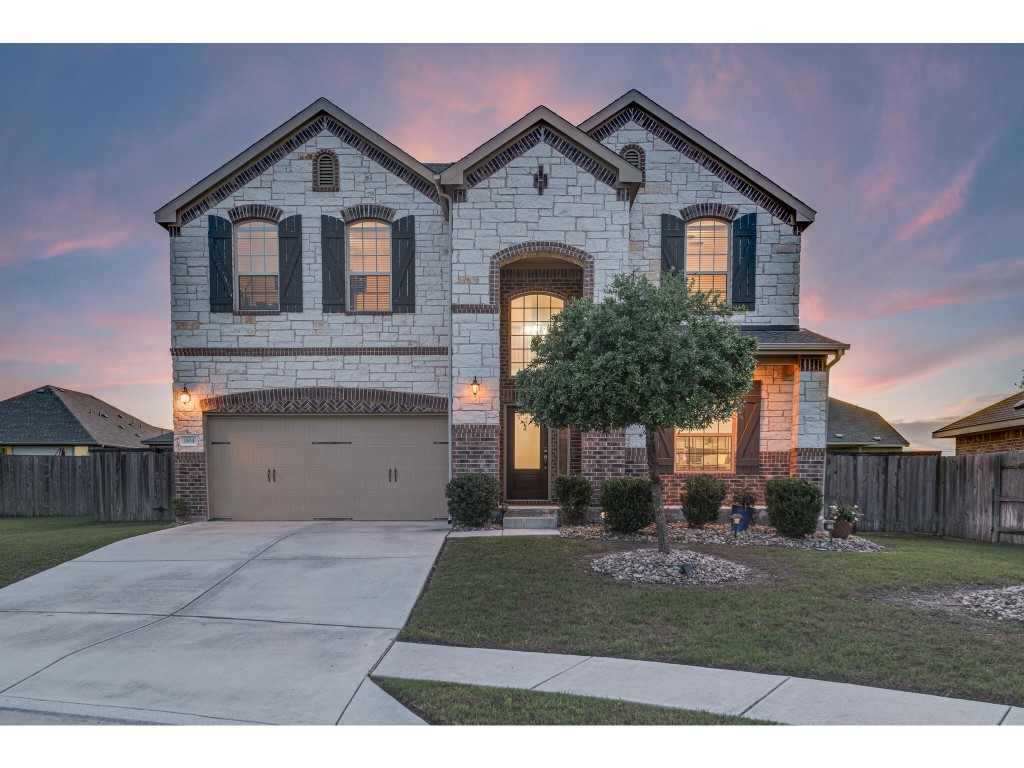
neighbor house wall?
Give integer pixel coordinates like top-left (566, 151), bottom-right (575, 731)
top-left (956, 428), bottom-right (1024, 455)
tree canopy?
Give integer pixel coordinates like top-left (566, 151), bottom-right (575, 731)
top-left (515, 271), bottom-right (758, 552)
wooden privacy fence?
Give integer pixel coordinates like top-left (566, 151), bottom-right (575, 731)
top-left (825, 451), bottom-right (1024, 544)
top-left (0, 452), bottom-right (173, 522)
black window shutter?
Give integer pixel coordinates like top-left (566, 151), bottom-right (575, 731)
top-left (654, 428), bottom-right (675, 474)
top-left (391, 215), bottom-right (416, 314)
top-left (208, 215), bottom-right (233, 313)
top-left (735, 380), bottom-right (762, 469)
top-left (661, 214), bottom-right (685, 275)
top-left (278, 215), bottom-right (303, 312)
top-left (732, 213), bottom-right (757, 310)
top-left (321, 215), bottom-right (346, 313)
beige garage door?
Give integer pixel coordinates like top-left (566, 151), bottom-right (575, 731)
top-left (206, 415), bottom-right (448, 521)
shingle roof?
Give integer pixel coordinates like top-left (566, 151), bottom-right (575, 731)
top-left (422, 162), bottom-right (452, 173)
top-left (827, 398), bottom-right (908, 448)
top-left (932, 392), bottom-right (1024, 438)
top-left (141, 431), bottom-right (174, 447)
top-left (739, 326), bottom-right (849, 353)
top-left (0, 386), bottom-right (168, 449)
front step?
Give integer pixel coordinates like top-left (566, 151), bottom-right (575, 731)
top-left (502, 514), bottom-right (557, 530)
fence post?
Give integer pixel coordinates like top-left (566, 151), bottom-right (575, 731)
top-left (991, 453), bottom-right (1002, 543)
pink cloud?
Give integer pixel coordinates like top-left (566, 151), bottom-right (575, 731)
top-left (897, 160), bottom-right (978, 242)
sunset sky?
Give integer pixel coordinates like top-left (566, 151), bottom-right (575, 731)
top-left (1, 44), bottom-right (1021, 452)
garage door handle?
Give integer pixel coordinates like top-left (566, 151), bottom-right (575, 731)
top-left (267, 468), bottom-right (271, 483)
top-left (395, 468), bottom-right (398, 482)
top-left (389, 468), bottom-right (393, 482)
top-left (273, 468), bottom-right (276, 482)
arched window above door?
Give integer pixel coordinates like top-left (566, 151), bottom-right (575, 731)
top-left (509, 293), bottom-right (564, 375)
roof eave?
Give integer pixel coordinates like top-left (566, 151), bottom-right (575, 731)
top-left (932, 417), bottom-right (1024, 439)
top-left (755, 342), bottom-right (851, 353)
top-left (579, 90), bottom-right (817, 226)
top-left (440, 106), bottom-right (642, 188)
top-left (155, 98), bottom-right (438, 228)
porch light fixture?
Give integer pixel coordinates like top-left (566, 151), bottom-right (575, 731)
top-left (471, 376), bottom-right (480, 397)
top-left (179, 385), bottom-right (191, 406)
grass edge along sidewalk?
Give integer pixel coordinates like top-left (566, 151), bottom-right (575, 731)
top-left (0, 515), bottom-right (171, 589)
top-left (399, 533), bottom-right (1024, 707)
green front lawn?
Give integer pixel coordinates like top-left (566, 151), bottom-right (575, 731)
top-left (0, 515), bottom-right (171, 589)
top-left (375, 678), bottom-right (776, 725)
top-left (400, 534), bottom-right (1024, 706)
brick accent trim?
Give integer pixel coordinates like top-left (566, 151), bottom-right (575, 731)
top-left (799, 356), bottom-right (827, 372)
top-left (464, 125), bottom-right (620, 190)
top-left (489, 242), bottom-right (594, 306)
top-left (177, 116), bottom-right (438, 225)
top-left (590, 107), bottom-right (797, 227)
top-left (174, 452), bottom-right (207, 518)
top-left (171, 346), bottom-right (448, 357)
top-left (311, 149), bottom-right (340, 192)
top-left (452, 304), bottom-right (499, 314)
top-left (340, 203), bottom-right (396, 223)
top-left (167, 226), bottom-right (181, 238)
top-left (452, 424), bottom-right (500, 477)
top-left (679, 203), bottom-right (739, 222)
top-left (228, 204), bottom-right (283, 223)
top-left (200, 386), bottom-right (448, 415)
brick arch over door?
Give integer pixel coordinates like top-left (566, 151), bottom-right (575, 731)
top-left (200, 386), bottom-right (447, 415)
top-left (490, 241), bottom-right (594, 305)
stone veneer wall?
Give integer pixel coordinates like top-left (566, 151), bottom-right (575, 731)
top-left (956, 428), bottom-right (1024, 455)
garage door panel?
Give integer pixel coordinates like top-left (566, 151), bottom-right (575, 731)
top-left (207, 415), bottom-right (447, 521)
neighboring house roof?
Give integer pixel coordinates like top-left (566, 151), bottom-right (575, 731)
top-left (0, 386), bottom-right (169, 449)
top-left (154, 97), bottom-right (441, 228)
top-left (579, 90), bottom-right (817, 230)
top-left (739, 326), bottom-right (850, 354)
top-left (439, 105), bottom-right (643, 190)
top-left (141, 431), bottom-right (174, 448)
top-left (932, 392), bottom-right (1024, 439)
top-left (827, 398), bottom-right (909, 449)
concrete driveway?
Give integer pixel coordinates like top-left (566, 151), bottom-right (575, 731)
top-left (0, 520), bottom-right (448, 725)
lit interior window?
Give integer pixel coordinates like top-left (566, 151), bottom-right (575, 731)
top-left (235, 221), bottom-right (279, 311)
top-left (510, 294), bottom-right (564, 375)
top-left (675, 418), bottom-right (734, 472)
top-left (348, 221), bottom-right (391, 311)
top-left (685, 219), bottom-right (728, 300)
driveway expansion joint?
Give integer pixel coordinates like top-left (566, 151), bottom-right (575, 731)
top-left (530, 656), bottom-right (595, 691)
top-left (738, 675), bottom-right (791, 717)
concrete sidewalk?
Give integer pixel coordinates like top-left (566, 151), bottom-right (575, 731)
top-left (373, 642), bottom-right (1024, 726)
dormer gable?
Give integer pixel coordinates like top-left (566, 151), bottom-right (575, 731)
top-left (440, 106), bottom-right (642, 199)
top-left (154, 97), bottom-right (440, 229)
top-left (580, 90), bottom-right (816, 231)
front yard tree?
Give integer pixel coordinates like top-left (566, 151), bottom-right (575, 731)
top-left (515, 271), bottom-right (757, 554)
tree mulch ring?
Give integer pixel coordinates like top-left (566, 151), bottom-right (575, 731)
top-left (591, 548), bottom-right (752, 587)
top-left (562, 522), bottom-right (889, 553)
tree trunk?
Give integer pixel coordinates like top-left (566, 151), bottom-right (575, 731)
top-left (645, 427), bottom-right (671, 554)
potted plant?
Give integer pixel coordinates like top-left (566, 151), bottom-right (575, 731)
top-left (730, 488), bottom-right (757, 532)
top-left (825, 501), bottom-right (860, 539)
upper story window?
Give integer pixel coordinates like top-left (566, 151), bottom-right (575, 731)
top-left (348, 220), bottom-right (391, 311)
top-left (685, 218), bottom-right (729, 301)
top-left (675, 418), bottom-right (734, 473)
top-left (234, 220), bottom-right (279, 311)
top-left (510, 293), bottom-right (564, 375)
top-left (313, 150), bottom-right (339, 192)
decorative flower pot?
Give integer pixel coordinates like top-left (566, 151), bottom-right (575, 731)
top-left (730, 505), bottom-right (753, 532)
top-left (832, 520), bottom-right (854, 540)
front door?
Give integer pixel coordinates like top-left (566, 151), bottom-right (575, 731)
top-left (506, 407), bottom-right (548, 500)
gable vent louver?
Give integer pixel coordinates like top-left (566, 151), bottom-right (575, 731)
top-left (317, 154), bottom-right (336, 189)
top-left (622, 148), bottom-right (642, 170)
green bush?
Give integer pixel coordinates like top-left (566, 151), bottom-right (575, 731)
top-left (445, 473), bottom-right (500, 527)
top-left (765, 477), bottom-right (823, 538)
top-left (599, 477), bottom-right (654, 533)
top-left (680, 474), bottom-right (728, 529)
top-left (171, 497), bottom-right (189, 521)
top-left (553, 475), bottom-right (593, 526)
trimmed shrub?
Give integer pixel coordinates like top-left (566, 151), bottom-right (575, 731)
top-left (553, 474), bottom-right (593, 526)
top-left (445, 473), bottom-right (500, 527)
top-left (599, 477), bottom-right (654, 533)
top-left (765, 477), bottom-right (823, 538)
top-left (171, 497), bottom-right (189, 521)
top-left (680, 474), bottom-right (728, 529)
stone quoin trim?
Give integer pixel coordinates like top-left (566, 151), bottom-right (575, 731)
top-left (489, 242), bottom-right (595, 307)
top-left (311, 149), bottom-right (340, 192)
top-left (177, 116), bottom-right (438, 225)
top-left (228, 204), bottom-right (284, 223)
top-left (619, 144), bottom-right (646, 183)
top-left (171, 346), bottom-right (448, 357)
top-left (200, 386), bottom-right (448, 415)
top-left (680, 203), bottom-right (739, 222)
top-left (340, 203), bottom-right (396, 223)
top-left (590, 107), bottom-right (799, 228)
top-left (464, 126), bottom-right (620, 191)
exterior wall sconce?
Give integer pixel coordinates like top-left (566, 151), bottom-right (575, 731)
top-left (179, 385), bottom-right (191, 406)
top-left (471, 376), bottom-right (480, 397)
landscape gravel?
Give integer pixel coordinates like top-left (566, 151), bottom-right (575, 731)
top-left (562, 522), bottom-right (887, 552)
top-left (961, 584), bottom-right (1024, 622)
top-left (591, 548), bottom-right (751, 586)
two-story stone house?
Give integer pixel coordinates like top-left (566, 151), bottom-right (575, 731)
top-left (156, 90), bottom-right (848, 521)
